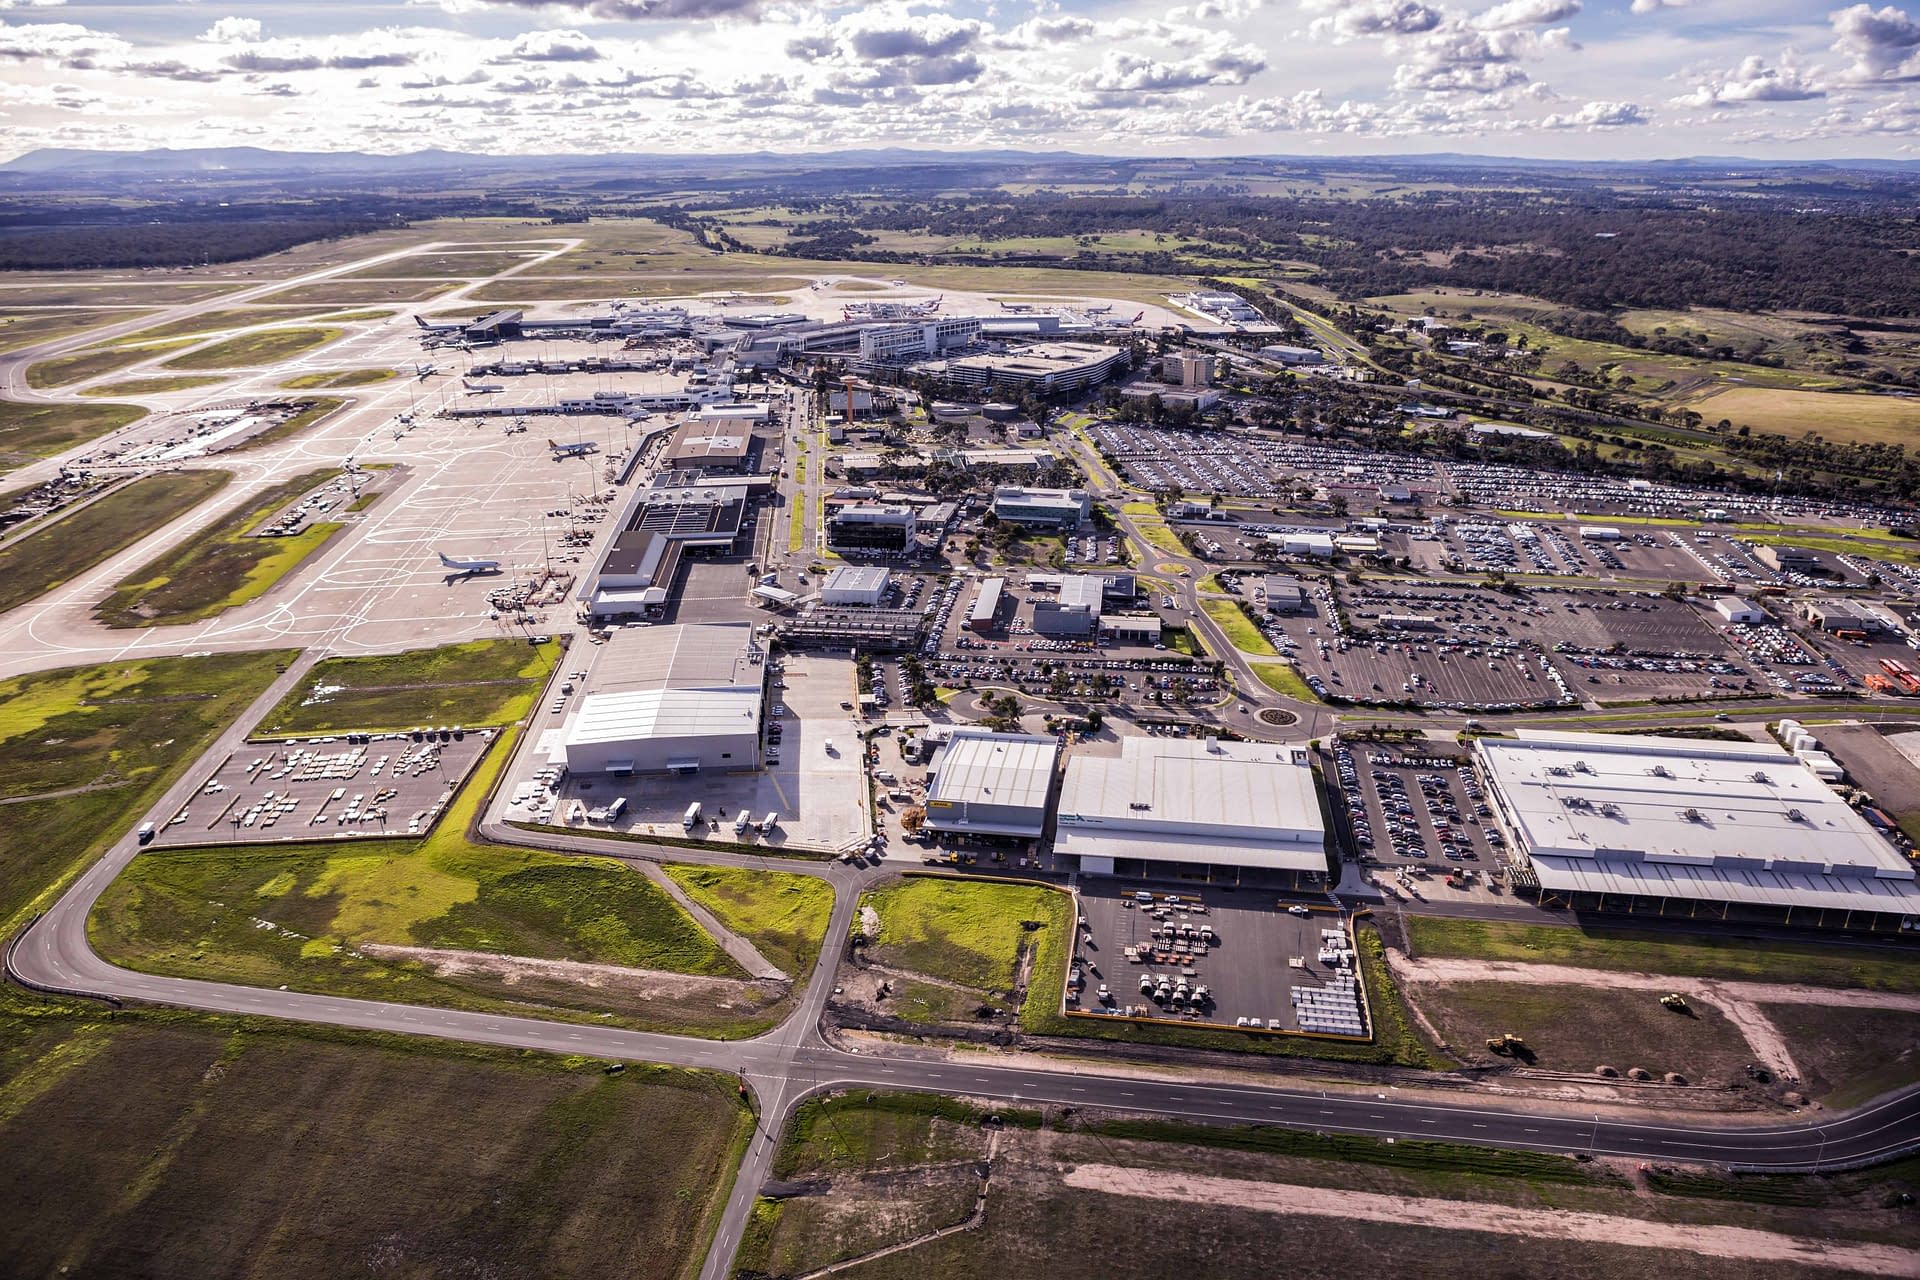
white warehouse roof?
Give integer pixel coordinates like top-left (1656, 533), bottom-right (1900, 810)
top-left (565, 687), bottom-right (761, 749)
top-left (1476, 729), bottom-right (1919, 914)
top-left (1054, 737), bottom-right (1326, 872)
top-left (924, 729), bottom-right (1060, 836)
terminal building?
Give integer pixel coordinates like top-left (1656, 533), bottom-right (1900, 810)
top-left (559, 624), bottom-right (765, 776)
top-left (1053, 737), bottom-right (1327, 882)
top-left (912, 342), bottom-right (1127, 395)
top-left (1475, 730), bottom-right (1920, 930)
top-left (992, 486), bottom-right (1090, 529)
top-left (923, 728), bottom-right (1061, 840)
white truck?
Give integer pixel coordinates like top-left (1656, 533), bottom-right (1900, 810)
top-left (758, 811), bottom-right (778, 835)
top-left (683, 801), bottom-right (703, 830)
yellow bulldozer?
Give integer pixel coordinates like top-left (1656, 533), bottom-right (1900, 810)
top-left (1485, 1032), bottom-right (1527, 1054)
top-left (1660, 993), bottom-right (1690, 1013)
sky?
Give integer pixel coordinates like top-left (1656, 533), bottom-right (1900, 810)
top-left (0, 1), bottom-right (1918, 161)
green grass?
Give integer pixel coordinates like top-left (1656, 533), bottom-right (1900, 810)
top-left (774, 1091), bottom-right (1038, 1178)
top-left (0, 1015), bottom-right (749, 1280)
top-left (162, 327), bottom-right (344, 370)
top-left (664, 864), bottom-right (834, 978)
top-left (345, 251), bottom-right (543, 279)
top-left (94, 468), bottom-right (347, 628)
top-left (258, 638), bottom-right (561, 735)
top-left (1406, 917), bottom-right (1920, 992)
top-left (0, 651), bottom-right (293, 934)
top-left (113, 308), bottom-right (324, 345)
top-left (0, 471), bottom-right (230, 616)
top-left (79, 375), bottom-right (223, 398)
top-left (1202, 598), bottom-right (1279, 656)
top-left (89, 729), bottom-right (799, 1036)
top-left (25, 341), bottom-right (197, 388)
top-left (0, 398), bottom-right (146, 472)
top-left (788, 493), bottom-right (806, 552)
top-left (0, 308), bottom-right (147, 354)
top-left (1131, 517), bottom-right (1186, 556)
top-left (279, 367), bottom-right (396, 389)
top-left (861, 875), bottom-right (1070, 996)
top-left (1252, 661), bottom-right (1318, 700)
top-left (1164, 626), bottom-right (1204, 657)
top-left (228, 397), bottom-right (342, 452)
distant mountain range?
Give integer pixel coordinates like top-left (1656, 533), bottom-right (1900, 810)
top-left (5, 145), bottom-right (1918, 178)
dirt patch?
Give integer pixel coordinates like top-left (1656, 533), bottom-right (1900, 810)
top-left (360, 942), bottom-right (786, 1009)
top-left (1060, 1163), bottom-right (1920, 1277)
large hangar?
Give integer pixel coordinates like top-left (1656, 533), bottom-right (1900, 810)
top-left (1054, 737), bottom-right (1326, 882)
top-left (561, 623), bottom-right (765, 775)
top-left (1475, 729), bottom-right (1920, 927)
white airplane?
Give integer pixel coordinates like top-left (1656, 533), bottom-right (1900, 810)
top-left (1085, 304), bottom-right (1112, 315)
top-left (415, 363), bottom-right (439, 379)
top-left (438, 552), bottom-right (502, 577)
top-left (548, 439), bottom-right (597, 458)
top-left (463, 379), bottom-right (503, 394)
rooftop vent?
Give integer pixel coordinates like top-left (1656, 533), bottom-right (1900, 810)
top-left (1681, 808), bottom-right (1705, 823)
top-left (1752, 771), bottom-right (1773, 785)
top-left (1787, 808), bottom-right (1807, 823)
top-left (1650, 765), bottom-right (1674, 779)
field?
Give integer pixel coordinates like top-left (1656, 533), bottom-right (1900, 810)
top-left (258, 280), bottom-right (461, 305)
top-left (664, 864), bottom-right (835, 979)
top-left (1201, 598), bottom-right (1279, 656)
top-left (257, 637), bottom-right (561, 734)
top-left (1411, 981), bottom-right (1755, 1082)
top-left (0, 651), bottom-right (292, 932)
top-left (0, 308), bottom-right (146, 353)
top-left (0, 398), bottom-right (146, 472)
top-left (228, 396), bottom-right (341, 451)
top-left (90, 730), bottom-right (798, 1036)
top-left (1405, 917), bottom-right (1920, 993)
top-left (1762, 1004), bottom-right (1920, 1108)
top-left (1251, 661), bottom-right (1317, 700)
top-left (741, 1093), bottom-right (1916, 1280)
top-left (25, 341), bottom-right (197, 388)
top-left (0, 1017), bottom-right (747, 1280)
top-left (1684, 386), bottom-right (1920, 444)
top-left (0, 471), bottom-right (231, 617)
top-left (80, 375), bottom-right (224, 397)
top-left (161, 326), bottom-right (344, 369)
top-left (345, 250), bottom-right (543, 278)
top-left (279, 367), bottom-right (396, 389)
top-left (94, 468), bottom-right (347, 628)
top-left (861, 875), bottom-right (1070, 1000)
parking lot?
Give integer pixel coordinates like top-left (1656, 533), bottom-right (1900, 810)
top-left (1325, 738), bottom-right (1515, 905)
top-left (508, 651), bottom-right (871, 854)
top-left (1069, 885), bottom-right (1367, 1037)
top-left (158, 729), bottom-right (493, 846)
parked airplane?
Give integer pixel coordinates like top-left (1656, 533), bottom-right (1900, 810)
top-left (415, 363), bottom-right (439, 379)
top-left (437, 552), bottom-right (502, 576)
top-left (463, 379), bottom-right (504, 394)
top-left (1085, 303), bottom-right (1113, 315)
top-left (548, 439), bottom-right (598, 458)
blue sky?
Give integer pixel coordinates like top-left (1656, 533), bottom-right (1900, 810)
top-left (0, 1), bottom-right (1914, 160)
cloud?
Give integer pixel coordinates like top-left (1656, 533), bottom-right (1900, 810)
top-left (1830, 3), bottom-right (1920, 83)
top-left (1673, 52), bottom-right (1825, 106)
top-left (1390, 21), bottom-right (1572, 93)
top-left (0, 18), bottom-right (128, 66)
top-left (1308, 1), bottom-right (1443, 42)
top-left (1541, 99), bottom-right (1647, 128)
top-left (0, 0), bottom-right (67, 9)
top-left (1629, 0), bottom-right (1693, 11)
top-left (199, 17), bottom-right (262, 44)
top-left (225, 44), bottom-right (417, 73)
top-left (845, 16), bottom-right (979, 62)
top-left (492, 29), bottom-right (602, 63)
top-left (1476, 0), bottom-right (1581, 28)
top-left (1073, 45), bottom-right (1268, 98)
top-left (457, 0), bottom-right (769, 19)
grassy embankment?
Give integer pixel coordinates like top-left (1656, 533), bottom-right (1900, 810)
top-left (0, 309), bottom-right (149, 354)
top-left (665, 864), bottom-right (835, 979)
top-left (1201, 598), bottom-right (1279, 656)
top-left (95, 468), bottom-right (352, 628)
top-left (162, 327), bottom-right (344, 369)
top-left (258, 638), bottom-right (562, 735)
top-left (0, 471), bottom-right (231, 616)
top-left (1406, 917), bottom-right (1920, 992)
top-left (279, 367), bottom-right (396, 389)
top-left (79, 376), bottom-right (224, 398)
top-left (0, 398), bottom-right (146, 472)
top-left (91, 727), bottom-right (804, 1037)
top-left (1252, 662), bottom-right (1319, 701)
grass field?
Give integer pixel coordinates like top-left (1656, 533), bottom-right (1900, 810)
top-left (0, 651), bottom-right (292, 933)
top-left (114, 307), bottom-right (323, 345)
top-left (279, 367), bottom-right (396, 389)
top-left (90, 729), bottom-right (796, 1035)
top-left (1762, 1004), bottom-right (1920, 1109)
top-left (0, 471), bottom-right (230, 617)
top-left (664, 864), bottom-right (834, 978)
top-left (1411, 981), bottom-right (1755, 1082)
top-left (0, 1018), bottom-right (748, 1280)
top-left (1685, 385), bottom-right (1920, 445)
top-left (95, 468), bottom-right (346, 628)
top-left (0, 308), bottom-right (147, 354)
top-left (228, 396), bottom-right (342, 451)
top-left (161, 326), bottom-right (344, 369)
top-left (1252, 661), bottom-right (1318, 700)
top-left (80, 375), bottom-right (224, 398)
top-left (1405, 917), bottom-right (1920, 992)
top-left (345, 250), bottom-right (543, 278)
top-left (861, 876), bottom-right (1070, 999)
top-left (257, 638), bottom-right (561, 734)
top-left (1201, 598), bottom-right (1279, 656)
top-left (258, 280), bottom-right (461, 306)
top-left (0, 398), bottom-right (146, 472)
top-left (25, 341), bottom-right (196, 388)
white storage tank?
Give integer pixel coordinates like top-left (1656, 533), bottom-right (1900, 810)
top-left (1775, 719), bottom-right (1803, 737)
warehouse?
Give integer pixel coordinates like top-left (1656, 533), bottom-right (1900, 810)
top-left (820, 564), bottom-right (891, 606)
top-left (923, 728), bottom-right (1061, 840)
top-left (1264, 576), bottom-right (1312, 614)
top-left (1714, 597), bottom-right (1766, 625)
top-left (560, 624), bottom-right (765, 776)
top-left (912, 341), bottom-right (1126, 395)
top-left (1801, 597), bottom-right (1901, 636)
top-left (1053, 737), bottom-right (1327, 882)
top-left (1757, 545), bottom-right (1824, 574)
top-left (1475, 729), bottom-right (1920, 929)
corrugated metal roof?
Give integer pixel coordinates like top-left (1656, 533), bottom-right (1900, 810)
top-left (566, 687), bottom-right (761, 746)
top-left (1055, 737), bottom-right (1324, 853)
top-left (927, 729), bottom-right (1058, 811)
top-left (590, 622), bottom-right (760, 694)
top-left (1530, 855), bottom-right (1920, 913)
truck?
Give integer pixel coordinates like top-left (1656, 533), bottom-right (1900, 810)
top-left (136, 821), bottom-right (156, 845)
top-left (606, 797), bottom-right (627, 821)
top-left (733, 811), bottom-right (751, 835)
top-left (683, 801), bottom-right (702, 830)
top-left (758, 811), bottom-right (778, 835)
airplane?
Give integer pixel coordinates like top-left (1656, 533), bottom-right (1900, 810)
top-left (503, 419), bottom-right (527, 435)
top-left (437, 551), bottom-right (502, 577)
top-left (463, 379), bottom-right (504, 394)
top-left (415, 363), bottom-right (438, 379)
top-left (548, 439), bottom-right (598, 458)
top-left (1085, 303), bottom-right (1113, 315)
top-left (1122, 311), bottom-right (1145, 326)
top-left (998, 300), bottom-right (1034, 313)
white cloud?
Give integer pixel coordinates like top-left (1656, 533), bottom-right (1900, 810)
top-left (1476, 0), bottom-right (1581, 29)
top-left (1673, 52), bottom-right (1825, 106)
top-left (1629, 0), bottom-right (1693, 12)
top-left (1308, 1), bottom-right (1444, 43)
top-left (199, 17), bottom-right (262, 44)
top-left (1830, 3), bottom-right (1920, 83)
top-left (493, 29), bottom-right (603, 63)
top-left (0, 0), bottom-right (67, 9)
top-left (1541, 99), bottom-right (1648, 128)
